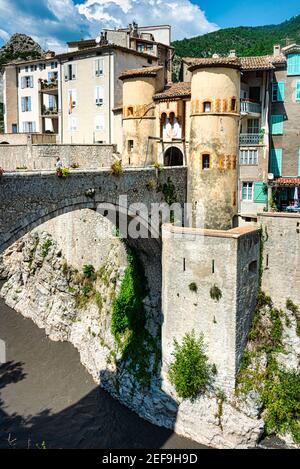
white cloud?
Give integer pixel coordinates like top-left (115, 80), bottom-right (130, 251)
top-left (77, 0), bottom-right (218, 40)
top-left (0, 0), bottom-right (218, 51)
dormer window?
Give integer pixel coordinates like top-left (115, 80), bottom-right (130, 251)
top-left (203, 101), bottom-right (211, 113)
top-left (202, 154), bottom-right (210, 170)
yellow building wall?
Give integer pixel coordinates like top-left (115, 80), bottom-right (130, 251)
top-left (188, 66), bottom-right (240, 230)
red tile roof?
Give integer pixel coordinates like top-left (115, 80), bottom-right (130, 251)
top-left (273, 177), bottom-right (300, 186)
top-left (153, 82), bottom-right (191, 100)
top-left (183, 53), bottom-right (287, 72)
top-left (119, 65), bottom-right (163, 80)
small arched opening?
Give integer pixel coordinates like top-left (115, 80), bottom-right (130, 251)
top-left (163, 146), bottom-right (184, 166)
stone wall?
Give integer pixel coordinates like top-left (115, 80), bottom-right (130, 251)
top-left (161, 224), bottom-right (260, 391)
top-left (0, 143), bottom-right (117, 171)
top-left (259, 212), bottom-right (300, 308)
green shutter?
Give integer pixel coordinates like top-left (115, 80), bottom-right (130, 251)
top-left (277, 82), bottom-right (285, 101)
top-left (296, 81), bottom-right (300, 101)
top-left (254, 182), bottom-right (267, 203)
top-left (288, 54), bottom-right (300, 75)
top-left (271, 115), bottom-right (284, 135)
top-left (270, 149), bottom-right (282, 177)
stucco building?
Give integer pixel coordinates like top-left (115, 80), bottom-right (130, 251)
top-left (120, 44), bottom-right (300, 228)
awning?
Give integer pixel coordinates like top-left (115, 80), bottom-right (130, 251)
top-left (272, 177), bottom-right (300, 187)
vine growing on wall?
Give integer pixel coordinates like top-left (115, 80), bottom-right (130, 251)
top-left (111, 247), bottom-right (160, 387)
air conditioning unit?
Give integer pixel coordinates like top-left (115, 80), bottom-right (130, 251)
top-left (96, 98), bottom-right (103, 106)
top-left (96, 70), bottom-right (103, 77)
top-left (72, 101), bottom-right (76, 107)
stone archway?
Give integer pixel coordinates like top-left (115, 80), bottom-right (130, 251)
top-left (164, 147), bottom-right (184, 166)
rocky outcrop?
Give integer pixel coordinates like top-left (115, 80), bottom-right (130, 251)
top-left (0, 34), bottom-right (44, 64)
top-left (0, 224), bottom-right (265, 449)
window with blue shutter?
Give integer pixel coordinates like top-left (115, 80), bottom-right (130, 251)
top-left (21, 97), bottom-right (25, 112)
top-left (271, 115), bottom-right (284, 135)
top-left (270, 149), bottom-right (282, 177)
top-left (272, 82), bottom-right (285, 102)
top-left (28, 96), bottom-right (31, 112)
top-left (287, 54), bottom-right (300, 75)
top-left (253, 182), bottom-right (267, 203)
top-left (296, 81), bottom-right (300, 101)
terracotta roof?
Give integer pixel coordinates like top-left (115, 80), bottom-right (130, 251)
top-left (56, 44), bottom-right (156, 61)
top-left (240, 56), bottom-right (275, 71)
top-left (185, 56), bottom-right (241, 71)
top-left (119, 65), bottom-right (163, 80)
top-left (153, 82), bottom-right (191, 100)
top-left (184, 53), bottom-right (287, 72)
top-left (273, 177), bottom-right (300, 186)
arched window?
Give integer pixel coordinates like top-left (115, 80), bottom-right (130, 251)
top-left (202, 154), bottom-right (210, 170)
top-left (231, 98), bottom-right (237, 112)
top-left (127, 106), bottom-right (133, 117)
top-left (203, 101), bottom-right (211, 113)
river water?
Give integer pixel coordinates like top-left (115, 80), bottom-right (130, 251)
top-left (0, 295), bottom-right (206, 449)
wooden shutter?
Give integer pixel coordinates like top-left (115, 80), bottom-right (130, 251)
top-left (296, 81), bottom-right (300, 101)
top-left (253, 182), bottom-right (267, 203)
top-left (271, 115), bottom-right (284, 135)
top-left (287, 54), bottom-right (300, 75)
top-left (277, 82), bottom-right (285, 101)
top-left (270, 149), bottom-right (282, 177)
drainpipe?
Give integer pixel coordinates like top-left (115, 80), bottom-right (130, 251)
top-left (108, 52), bottom-right (112, 144)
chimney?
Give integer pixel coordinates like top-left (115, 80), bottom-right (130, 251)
top-left (212, 53), bottom-right (220, 59)
top-left (273, 44), bottom-right (281, 57)
top-left (229, 50), bottom-right (236, 57)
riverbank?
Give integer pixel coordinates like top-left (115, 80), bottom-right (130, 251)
top-left (0, 294), bottom-right (205, 449)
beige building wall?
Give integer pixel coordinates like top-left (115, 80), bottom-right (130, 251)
top-left (61, 50), bottom-right (152, 146)
top-left (122, 70), bottom-right (164, 165)
top-left (3, 65), bottom-right (18, 134)
top-left (188, 66), bottom-right (240, 230)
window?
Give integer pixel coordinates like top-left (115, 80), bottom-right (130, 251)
top-left (127, 106), bottom-right (134, 117)
top-left (48, 95), bottom-right (56, 109)
top-left (51, 61), bottom-right (57, 69)
top-left (287, 54), bottom-right (300, 76)
top-left (271, 115), bottom-right (284, 135)
top-left (21, 76), bottom-right (33, 89)
top-left (239, 149), bottom-right (258, 165)
top-left (68, 89), bottom-right (77, 113)
top-left (22, 121), bottom-right (36, 133)
top-left (64, 63), bottom-right (77, 81)
top-left (12, 124), bottom-right (18, 133)
top-left (95, 114), bottom-right (104, 131)
top-left (272, 82), bottom-right (285, 102)
top-left (48, 71), bottom-right (58, 83)
top-left (128, 140), bottom-right (134, 153)
top-left (68, 116), bottom-right (77, 131)
top-left (25, 66), bottom-right (28, 72)
top-left (270, 148), bottom-right (282, 176)
top-left (247, 119), bottom-right (259, 134)
top-left (30, 65), bottom-right (34, 72)
top-left (231, 98), bottom-right (237, 111)
top-left (95, 58), bottom-right (104, 77)
top-left (137, 43), bottom-right (145, 52)
top-left (95, 86), bottom-right (104, 106)
top-left (249, 261), bottom-right (258, 274)
top-left (202, 154), bottom-right (210, 169)
top-left (296, 81), bottom-right (300, 101)
top-left (203, 101), bottom-right (211, 113)
top-left (39, 63), bottom-right (46, 71)
top-left (242, 182), bottom-right (253, 201)
top-left (21, 96), bottom-right (31, 112)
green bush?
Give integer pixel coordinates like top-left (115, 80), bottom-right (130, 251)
top-left (262, 368), bottom-right (300, 443)
top-left (168, 330), bottom-right (213, 399)
top-left (82, 264), bottom-right (96, 279)
top-left (41, 239), bottom-right (52, 258)
top-left (189, 282), bottom-right (197, 292)
top-left (210, 284), bottom-right (222, 302)
top-left (110, 160), bottom-right (123, 176)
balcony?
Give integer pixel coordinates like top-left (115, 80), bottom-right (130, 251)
top-left (239, 133), bottom-right (261, 145)
top-left (40, 79), bottom-right (58, 93)
top-left (240, 99), bottom-right (261, 114)
top-left (41, 106), bottom-right (58, 117)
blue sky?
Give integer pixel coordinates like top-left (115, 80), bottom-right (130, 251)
top-left (0, 0), bottom-right (298, 51)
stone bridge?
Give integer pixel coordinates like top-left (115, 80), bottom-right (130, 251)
top-left (0, 167), bottom-right (187, 254)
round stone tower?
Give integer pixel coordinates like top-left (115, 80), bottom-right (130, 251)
top-left (188, 57), bottom-right (241, 230)
top-left (120, 66), bottom-right (164, 166)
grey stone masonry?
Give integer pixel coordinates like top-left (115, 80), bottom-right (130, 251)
top-left (0, 167), bottom-right (187, 254)
top-left (258, 212), bottom-right (300, 308)
top-left (161, 223), bottom-right (260, 391)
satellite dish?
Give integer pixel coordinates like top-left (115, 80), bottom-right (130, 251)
top-left (95, 36), bottom-right (101, 44)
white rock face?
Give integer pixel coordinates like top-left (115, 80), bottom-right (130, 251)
top-left (0, 226), bottom-right (265, 448)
